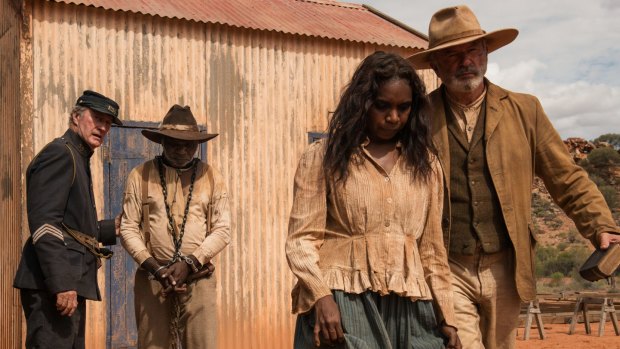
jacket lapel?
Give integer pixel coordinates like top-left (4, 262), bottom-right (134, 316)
top-left (484, 80), bottom-right (507, 141)
top-left (430, 89), bottom-right (451, 189)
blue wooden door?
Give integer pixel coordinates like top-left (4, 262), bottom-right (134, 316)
top-left (102, 121), bottom-right (206, 348)
top-left (103, 121), bottom-right (159, 349)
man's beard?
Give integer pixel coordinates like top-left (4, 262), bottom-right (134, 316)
top-left (445, 63), bottom-right (487, 94)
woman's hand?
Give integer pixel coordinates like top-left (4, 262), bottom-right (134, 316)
top-left (313, 295), bottom-right (345, 347)
top-left (441, 324), bottom-right (462, 349)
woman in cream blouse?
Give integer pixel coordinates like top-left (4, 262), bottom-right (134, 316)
top-left (286, 51), bottom-right (461, 349)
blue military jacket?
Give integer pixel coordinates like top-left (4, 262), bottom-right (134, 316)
top-left (13, 129), bottom-right (116, 300)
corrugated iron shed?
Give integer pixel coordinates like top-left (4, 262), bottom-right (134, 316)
top-left (3, 1), bottom-right (436, 347)
top-left (49, 0), bottom-right (427, 48)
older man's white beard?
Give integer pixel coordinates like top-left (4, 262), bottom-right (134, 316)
top-left (445, 63), bottom-right (487, 94)
top-left (446, 73), bottom-right (484, 94)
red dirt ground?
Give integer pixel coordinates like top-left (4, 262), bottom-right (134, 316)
top-left (515, 323), bottom-right (620, 349)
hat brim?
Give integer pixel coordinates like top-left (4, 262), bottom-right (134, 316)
top-left (407, 28), bottom-right (518, 69)
top-left (141, 129), bottom-right (218, 144)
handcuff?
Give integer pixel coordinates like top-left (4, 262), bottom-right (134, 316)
top-left (180, 255), bottom-right (200, 274)
top-left (147, 255), bottom-right (200, 280)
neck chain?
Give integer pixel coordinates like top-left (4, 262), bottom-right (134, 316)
top-left (157, 156), bottom-right (198, 263)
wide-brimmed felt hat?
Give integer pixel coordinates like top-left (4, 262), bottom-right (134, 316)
top-left (76, 90), bottom-right (123, 125)
top-left (142, 105), bottom-right (218, 144)
top-left (407, 5), bottom-right (518, 69)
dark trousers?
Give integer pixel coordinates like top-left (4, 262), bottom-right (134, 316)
top-left (20, 289), bottom-right (86, 349)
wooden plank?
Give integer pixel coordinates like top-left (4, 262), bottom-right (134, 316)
top-left (1, 1), bottom-right (27, 348)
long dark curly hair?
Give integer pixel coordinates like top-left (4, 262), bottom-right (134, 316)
top-left (323, 51), bottom-right (436, 183)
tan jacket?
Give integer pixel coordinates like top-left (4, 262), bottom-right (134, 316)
top-left (286, 140), bottom-right (456, 327)
top-left (431, 80), bottom-right (619, 301)
top-left (120, 160), bottom-right (231, 266)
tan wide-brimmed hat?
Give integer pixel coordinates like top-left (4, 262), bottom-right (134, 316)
top-left (142, 105), bottom-right (218, 144)
top-left (408, 5), bottom-right (518, 69)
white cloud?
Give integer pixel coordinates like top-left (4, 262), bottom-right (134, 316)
top-left (487, 61), bottom-right (620, 139)
top-left (486, 60), bottom-right (545, 92)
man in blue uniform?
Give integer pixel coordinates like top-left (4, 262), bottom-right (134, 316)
top-left (14, 90), bottom-right (122, 349)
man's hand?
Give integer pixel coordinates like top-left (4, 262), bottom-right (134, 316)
top-left (440, 324), bottom-right (462, 349)
top-left (187, 262), bottom-right (216, 283)
top-left (153, 266), bottom-right (173, 295)
top-left (56, 290), bottom-right (78, 317)
top-left (141, 257), bottom-right (172, 295)
top-left (161, 261), bottom-right (191, 294)
top-left (313, 295), bottom-right (344, 347)
top-left (598, 232), bottom-right (620, 249)
top-left (114, 213), bottom-right (122, 237)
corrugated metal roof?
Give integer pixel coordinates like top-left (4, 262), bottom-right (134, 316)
top-left (49, 0), bottom-right (427, 48)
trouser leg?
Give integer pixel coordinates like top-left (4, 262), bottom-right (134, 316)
top-left (180, 275), bottom-right (218, 349)
top-left (478, 250), bottom-right (521, 349)
top-left (449, 254), bottom-right (485, 349)
top-left (134, 269), bottom-right (173, 349)
top-left (20, 289), bottom-right (86, 349)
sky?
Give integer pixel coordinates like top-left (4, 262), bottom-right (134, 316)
top-left (360, 0), bottom-right (620, 140)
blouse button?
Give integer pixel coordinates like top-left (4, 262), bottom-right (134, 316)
top-left (384, 221), bottom-right (390, 227)
top-left (384, 177), bottom-right (390, 182)
top-left (387, 198), bottom-right (393, 204)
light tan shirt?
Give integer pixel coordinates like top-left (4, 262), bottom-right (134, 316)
top-left (120, 159), bottom-right (231, 266)
top-left (447, 88), bottom-right (487, 142)
top-left (285, 141), bottom-right (456, 326)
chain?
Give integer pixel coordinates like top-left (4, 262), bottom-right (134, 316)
top-left (157, 156), bottom-right (198, 264)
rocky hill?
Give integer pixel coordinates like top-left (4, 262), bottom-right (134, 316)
top-left (532, 137), bottom-right (620, 246)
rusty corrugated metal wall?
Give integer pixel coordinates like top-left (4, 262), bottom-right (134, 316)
top-left (1, 1), bottom-right (25, 348)
top-left (23, 1), bottom-right (436, 348)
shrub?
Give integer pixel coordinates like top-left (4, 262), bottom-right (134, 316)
top-left (599, 185), bottom-right (618, 210)
top-left (593, 133), bottom-right (620, 150)
top-left (549, 272), bottom-right (564, 287)
top-left (588, 173), bottom-right (609, 187)
top-left (544, 216), bottom-right (564, 229)
top-left (536, 245), bottom-right (587, 276)
top-left (566, 229), bottom-right (585, 244)
top-left (587, 148), bottom-right (620, 168)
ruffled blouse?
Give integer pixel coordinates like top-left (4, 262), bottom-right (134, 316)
top-left (285, 140), bottom-right (456, 327)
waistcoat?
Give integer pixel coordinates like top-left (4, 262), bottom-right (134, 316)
top-left (446, 99), bottom-right (510, 255)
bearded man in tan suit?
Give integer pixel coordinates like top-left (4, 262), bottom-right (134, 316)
top-left (408, 5), bottom-right (620, 349)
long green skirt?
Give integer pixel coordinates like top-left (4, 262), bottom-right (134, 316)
top-left (294, 291), bottom-right (445, 349)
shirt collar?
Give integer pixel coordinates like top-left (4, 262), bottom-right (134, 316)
top-left (446, 86), bottom-right (487, 112)
top-left (64, 129), bottom-right (94, 158)
top-left (360, 137), bottom-right (402, 149)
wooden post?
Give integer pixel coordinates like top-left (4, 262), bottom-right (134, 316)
top-left (598, 297), bottom-right (619, 337)
top-left (583, 299), bottom-right (591, 334)
top-left (569, 297), bottom-right (582, 335)
top-left (569, 296), bottom-right (591, 335)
